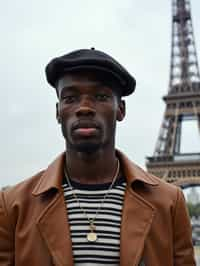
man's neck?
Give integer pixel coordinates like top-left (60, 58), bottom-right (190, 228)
top-left (65, 148), bottom-right (119, 185)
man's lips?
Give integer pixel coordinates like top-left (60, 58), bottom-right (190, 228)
top-left (72, 121), bottom-right (100, 137)
top-left (72, 121), bottom-right (100, 130)
top-left (74, 127), bottom-right (98, 137)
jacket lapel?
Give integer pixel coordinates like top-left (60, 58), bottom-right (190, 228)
top-left (120, 188), bottom-right (155, 266)
top-left (117, 150), bottom-right (158, 266)
top-left (36, 192), bottom-right (73, 266)
top-left (32, 153), bottom-right (74, 266)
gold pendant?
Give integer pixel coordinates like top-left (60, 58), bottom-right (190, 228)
top-left (87, 222), bottom-right (97, 242)
top-left (87, 232), bottom-right (97, 242)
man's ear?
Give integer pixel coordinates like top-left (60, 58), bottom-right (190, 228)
top-left (56, 102), bottom-right (61, 124)
top-left (117, 100), bottom-right (126, 121)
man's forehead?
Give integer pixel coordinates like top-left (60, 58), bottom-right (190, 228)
top-left (58, 79), bottom-right (98, 90)
top-left (57, 70), bottom-right (119, 91)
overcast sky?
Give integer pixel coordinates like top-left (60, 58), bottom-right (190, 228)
top-left (0, 0), bottom-right (200, 188)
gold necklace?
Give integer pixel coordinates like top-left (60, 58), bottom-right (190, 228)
top-left (64, 159), bottom-right (120, 242)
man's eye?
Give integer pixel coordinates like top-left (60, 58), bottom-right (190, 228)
top-left (95, 94), bottom-right (110, 101)
top-left (62, 95), bottom-right (77, 103)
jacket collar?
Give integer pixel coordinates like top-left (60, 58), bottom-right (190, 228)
top-left (32, 149), bottom-right (158, 196)
top-left (116, 150), bottom-right (158, 187)
top-left (32, 153), bottom-right (65, 196)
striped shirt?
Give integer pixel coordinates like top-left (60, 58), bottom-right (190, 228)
top-left (62, 176), bottom-right (126, 266)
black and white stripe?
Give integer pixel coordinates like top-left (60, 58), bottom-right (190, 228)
top-left (62, 177), bottom-right (126, 266)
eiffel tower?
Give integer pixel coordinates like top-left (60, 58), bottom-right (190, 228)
top-left (146, 0), bottom-right (200, 187)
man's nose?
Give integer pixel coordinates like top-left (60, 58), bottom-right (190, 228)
top-left (76, 96), bottom-right (96, 117)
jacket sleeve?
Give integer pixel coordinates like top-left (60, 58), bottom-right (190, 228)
top-left (173, 187), bottom-right (196, 265)
top-left (0, 190), bottom-right (15, 266)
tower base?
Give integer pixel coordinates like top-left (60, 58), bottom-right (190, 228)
top-left (146, 153), bottom-right (200, 188)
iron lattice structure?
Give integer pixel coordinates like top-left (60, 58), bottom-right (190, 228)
top-left (146, 0), bottom-right (200, 188)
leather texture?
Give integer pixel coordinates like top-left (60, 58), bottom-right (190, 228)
top-left (0, 150), bottom-right (196, 266)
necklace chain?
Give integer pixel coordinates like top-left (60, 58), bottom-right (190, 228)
top-left (64, 159), bottom-right (120, 241)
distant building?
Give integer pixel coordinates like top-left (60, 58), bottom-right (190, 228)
top-left (188, 187), bottom-right (200, 205)
top-left (1, 186), bottom-right (10, 191)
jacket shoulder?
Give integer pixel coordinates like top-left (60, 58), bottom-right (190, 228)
top-left (149, 172), bottom-right (181, 193)
top-left (1, 170), bottom-right (45, 209)
top-left (126, 158), bottom-right (184, 208)
top-left (117, 149), bottom-right (181, 199)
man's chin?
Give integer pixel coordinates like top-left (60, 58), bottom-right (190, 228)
top-left (73, 142), bottom-right (101, 154)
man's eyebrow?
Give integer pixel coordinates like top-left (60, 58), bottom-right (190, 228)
top-left (60, 86), bottom-right (78, 94)
top-left (61, 85), bottom-right (78, 91)
top-left (58, 86), bottom-right (78, 99)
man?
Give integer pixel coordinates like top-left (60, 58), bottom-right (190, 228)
top-left (0, 48), bottom-right (195, 265)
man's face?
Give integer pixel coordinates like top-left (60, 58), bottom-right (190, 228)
top-left (56, 70), bottom-right (125, 153)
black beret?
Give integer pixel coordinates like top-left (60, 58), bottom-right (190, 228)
top-left (45, 48), bottom-right (136, 96)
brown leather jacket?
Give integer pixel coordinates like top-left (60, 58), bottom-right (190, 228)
top-left (0, 150), bottom-right (195, 266)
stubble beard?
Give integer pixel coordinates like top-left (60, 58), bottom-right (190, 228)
top-left (69, 142), bottom-right (101, 154)
top-left (62, 125), bottom-right (104, 155)
top-left (61, 122), bottom-right (115, 155)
